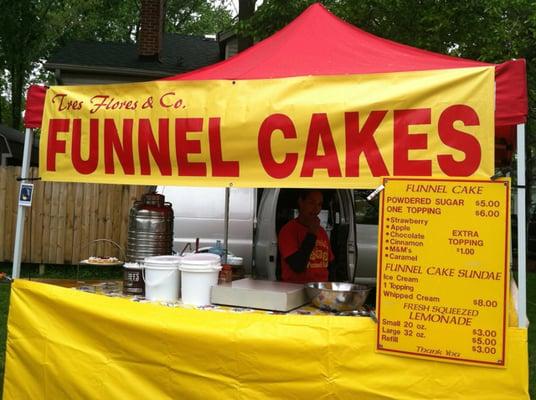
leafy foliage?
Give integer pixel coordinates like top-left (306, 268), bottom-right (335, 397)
top-left (0, 0), bottom-right (232, 129)
top-left (166, 0), bottom-right (233, 35)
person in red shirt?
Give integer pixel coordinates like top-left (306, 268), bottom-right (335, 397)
top-left (278, 190), bottom-right (334, 283)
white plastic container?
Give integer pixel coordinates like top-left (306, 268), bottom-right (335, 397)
top-left (179, 253), bottom-right (222, 306)
top-left (143, 255), bottom-right (182, 302)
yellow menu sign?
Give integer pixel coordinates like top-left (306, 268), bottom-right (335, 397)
top-left (376, 178), bottom-right (510, 367)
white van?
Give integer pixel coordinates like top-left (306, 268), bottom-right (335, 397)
top-left (156, 186), bottom-right (378, 285)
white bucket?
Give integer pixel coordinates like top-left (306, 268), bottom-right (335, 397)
top-left (179, 253), bottom-right (221, 306)
top-left (143, 255), bottom-right (182, 302)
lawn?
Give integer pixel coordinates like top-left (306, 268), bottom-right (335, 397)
top-left (0, 266), bottom-right (534, 399)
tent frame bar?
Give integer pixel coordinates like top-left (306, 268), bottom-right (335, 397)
top-left (223, 187), bottom-right (230, 264)
top-left (12, 127), bottom-right (33, 279)
top-left (516, 123), bottom-right (528, 327)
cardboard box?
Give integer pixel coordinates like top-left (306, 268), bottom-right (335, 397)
top-left (211, 278), bottom-right (309, 312)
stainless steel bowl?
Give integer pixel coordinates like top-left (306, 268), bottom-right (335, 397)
top-left (305, 282), bottom-right (372, 312)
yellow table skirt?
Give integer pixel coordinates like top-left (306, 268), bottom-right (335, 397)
top-left (4, 280), bottom-right (530, 400)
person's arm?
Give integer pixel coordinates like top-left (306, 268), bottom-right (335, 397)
top-left (284, 233), bottom-right (316, 273)
top-left (328, 260), bottom-right (336, 281)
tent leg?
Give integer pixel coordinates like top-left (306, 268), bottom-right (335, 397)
top-left (12, 128), bottom-right (33, 279)
top-left (516, 123), bottom-right (528, 327)
top-left (223, 187), bottom-right (230, 264)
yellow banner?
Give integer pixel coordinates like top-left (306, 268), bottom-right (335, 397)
top-left (40, 67), bottom-right (495, 188)
top-left (4, 280), bottom-right (529, 399)
top-left (376, 178), bottom-right (510, 367)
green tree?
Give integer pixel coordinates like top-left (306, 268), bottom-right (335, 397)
top-left (0, 0), bottom-right (233, 130)
top-left (166, 0), bottom-right (233, 35)
top-left (0, 0), bottom-right (64, 130)
top-left (0, 0), bottom-right (129, 130)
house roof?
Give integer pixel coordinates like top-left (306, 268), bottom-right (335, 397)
top-left (46, 33), bottom-right (221, 76)
top-left (0, 123), bottom-right (39, 166)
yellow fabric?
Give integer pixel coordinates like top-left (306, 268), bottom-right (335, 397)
top-left (509, 277), bottom-right (520, 327)
top-left (4, 280), bottom-right (529, 400)
top-left (40, 67), bottom-right (495, 188)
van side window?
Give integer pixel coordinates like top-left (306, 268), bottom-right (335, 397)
top-left (353, 190), bottom-right (379, 225)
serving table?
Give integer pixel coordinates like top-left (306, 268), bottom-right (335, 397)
top-left (3, 279), bottom-right (530, 400)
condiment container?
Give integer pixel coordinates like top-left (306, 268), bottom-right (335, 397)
top-left (218, 264), bottom-right (233, 284)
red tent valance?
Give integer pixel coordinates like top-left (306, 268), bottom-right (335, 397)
top-left (24, 84), bottom-right (47, 129)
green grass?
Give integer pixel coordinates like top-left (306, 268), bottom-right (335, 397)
top-left (0, 265), bottom-right (534, 398)
top-left (5, 262), bottom-right (124, 281)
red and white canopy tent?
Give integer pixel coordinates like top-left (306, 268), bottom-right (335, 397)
top-left (20, 3), bottom-right (528, 324)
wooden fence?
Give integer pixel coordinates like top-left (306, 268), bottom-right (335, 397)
top-left (0, 166), bottom-right (149, 265)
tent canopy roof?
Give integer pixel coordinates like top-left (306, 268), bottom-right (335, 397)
top-left (169, 3), bottom-right (527, 127)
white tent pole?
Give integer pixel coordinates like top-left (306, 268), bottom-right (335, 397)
top-left (12, 127), bottom-right (34, 279)
top-left (223, 187), bottom-right (230, 264)
top-left (516, 123), bottom-right (528, 327)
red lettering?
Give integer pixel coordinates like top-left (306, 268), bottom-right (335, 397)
top-left (208, 118), bottom-right (239, 177)
top-left (437, 105), bottom-right (481, 176)
top-left (46, 119), bottom-right (69, 171)
top-left (345, 111), bottom-right (388, 177)
top-left (393, 109), bottom-right (431, 176)
top-left (90, 95), bottom-right (109, 114)
top-left (51, 94), bottom-right (83, 112)
top-left (160, 92), bottom-right (183, 109)
top-left (51, 94), bottom-right (68, 111)
top-left (138, 119), bottom-right (172, 175)
top-left (175, 118), bottom-right (206, 176)
top-left (300, 113), bottom-right (341, 177)
top-left (160, 92), bottom-right (174, 108)
top-left (72, 119), bottom-right (99, 174)
top-left (104, 119), bottom-right (134, 174)
top-left (90, 96), bottom-right (138, 113)
top-left (258, 114), bottom-right (297, 179)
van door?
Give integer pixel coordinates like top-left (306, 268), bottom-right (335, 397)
top-left (254, 189), bottom-right (279, 280)
top-left (353, 190), bottom-right (379, 285)
top-left (254, 189), bottom-right (357, 282)
top-left (157, 186), bottom-right (255, 271)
